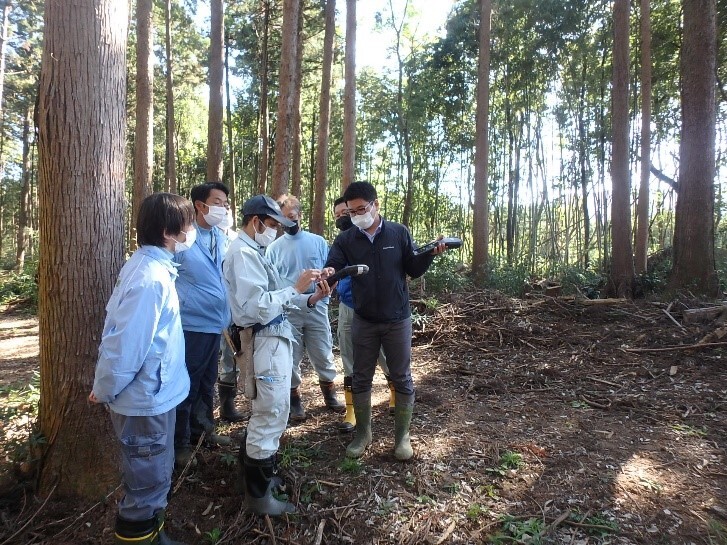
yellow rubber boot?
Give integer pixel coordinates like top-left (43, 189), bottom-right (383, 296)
top-left (336, 377), bottom-right (356, 433)
top-left (386, 375), bottom-right (396, 415)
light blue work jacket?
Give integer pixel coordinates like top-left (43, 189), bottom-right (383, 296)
top-left (92, 245), bottom-right (190, 416)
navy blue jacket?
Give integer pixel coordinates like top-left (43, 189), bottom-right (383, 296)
top-left (325, 218), bottom-right (435, 323)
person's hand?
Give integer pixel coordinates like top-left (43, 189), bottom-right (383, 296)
top-left (431, 235), bottom-right (447, 256)
top-left (88, 392), bottom-right (100, 404)
top-left (294, 269), bottom-right (322, 294)
top-left (309, 278), bottom-right (333, 305)
top-left (321, 267), bottom-right (336, 279)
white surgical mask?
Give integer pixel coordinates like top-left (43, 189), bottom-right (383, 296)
top-left (219, 209), bottom-right (234, 230)
top-left (351, 208), bottom-right (376, 230)
top-left (202, 203), bottom-right (228, 227)
top-left (174, 228), bottom-right (197, 252)
top-left (254, 222), bottom-right (277, 247)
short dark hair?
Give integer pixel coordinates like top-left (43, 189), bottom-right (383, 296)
top-left (242, 213), bottom-right (271, 227)
top-left (333, 196), bottom-right (346, 208)
top-left (137, 193), bottom-right (195, 247)
top-left (343, 181), bottom-right (377, 204)
top-left (190, 182), bottom-right (229, 205)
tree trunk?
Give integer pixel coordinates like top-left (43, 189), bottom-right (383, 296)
top-left (225, 33), bottom-right (237, 222)
top-left (257, 0), bottom-right (270, 195)
top-left (165, 0), bottom-right (177, 193)
top-left (15, 106), bottom-right (31, 271)
top-left (634, 0), bottom-right (651, 273)
top-left (0, 1), bottom-right (11, 122)
top-left (608, 0), bottom-right (634, 297)
top-left (37, 0), bottom-right (127, 497)
top-left (132, 0), bottom-right (153, 250)
top-left (670, 0), bottom-right (719, 294)
top-left (290, 0), bottom-right (305, 198)
top-left (342, 0), bottom-right (356, 192)
top-left (206, 0), bottom-right (224, 183)
top-left (271, 0), bottom-right (300, 199)
top-left (311, 0), bottom-right (335, 235)
top-left (472, 0), bottom-right (491, 283)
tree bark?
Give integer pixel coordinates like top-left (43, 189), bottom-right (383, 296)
top-left (132, 0), bottom-right (153, 250)
top-left (634, 0), bottom-right (651, 273)
top-left (15, 106), bottom-right (32, 271)
top-left (472, 0), bottom-right (491, 283)
top-left (342, 0), bottom-right (356, 192)
top-left (608, 0), bottom-right (634, 297)
top-left (290, 0), bottom-right (305, 198)
top-left (37, 0), bottom-right (127, 497)
top-left (670, 0), bottom-right (719, 295)
top-left (206, 0), bottom-right (224, 183)
top-left (271, 0), bottom-right (300, 199)
top-left (256, 0), bottom-right (270, 195)
top-left (311, 0), bottom-right (335, 235)
top-left (225, 33), bottom-right (237, 222)
top-left (165, 0), bottom-right (177, 193)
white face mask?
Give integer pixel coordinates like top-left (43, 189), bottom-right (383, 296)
top-left (254, 221), bottom-right (277, 247)
top-left (174, 228), bottom-right (197, 252)
top-left (219, 209), bottom-right (234, 230)
top-left (351, 206), bottom-right (376, 230)
top-left (202, 203), bottom-right (228, 227)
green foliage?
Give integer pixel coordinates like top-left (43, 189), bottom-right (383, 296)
top-left (708, 519), bottom-right (727, 545)
top-left (490, 516), bottom-right (545, 544)
top-left (338, 457), bottom-right (363, 475)
top-left (204, 528), bottom-right (222, 544)
top-left (466, 502), bottom-right (486, 521)
top-left (486, 450), bottom-right (524, 476)
top-left (488, 263), bottom-right (531, 296)
top-left (553, 266), bottom-right (604, 296)
top-left (219, 452), bottom-right (237, 467)
top-left (417, 253), bottom-right (473, 294)
top-left (279, 442), bottom-right (318, 469)
top-left (0, 268), bottom-right (38, 310)
top-left (581, 513), bottom-right (618, 537)
top-left (299, 481), bottom-right (323, 504)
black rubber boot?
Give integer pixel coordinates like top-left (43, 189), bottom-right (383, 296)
top-left (218, 382), bottom-right (245, 422)
top-left (114, 511), bottom-right (186, 545)
top-left (236, 433), bottom-right (284, 495)
top-left (289, 388), bottom-right (307, 421)
top-left (319, 380), bottom-right (346, 413)
top-left (243, 452), bottom-right (296, 516)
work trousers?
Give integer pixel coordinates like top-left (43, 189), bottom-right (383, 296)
top-left (351, 314), bottom-right (414, 396)
top-left (337, 303), bottom-right (389, 377)
top-left (175, 331), bottom-right (220, 448)
top-left (287, 302), bottom-right (337, 389)
top-left (110, 408), bottom-right (175, 521)
top-left (246, 327), bottom-right (293, 460)
top-left (218, 333), bottom-right (238, 386)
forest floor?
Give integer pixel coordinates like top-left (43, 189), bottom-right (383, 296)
top-left (0, 290), bottom-right (726, 545)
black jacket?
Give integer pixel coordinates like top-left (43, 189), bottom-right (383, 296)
top-left (325, 218), bottom-right (435, 323)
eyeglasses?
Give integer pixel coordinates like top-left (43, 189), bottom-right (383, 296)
top-left (348, 201), bottom-right (374, 216)
top-left (205, 200), bottom-right (230, 210)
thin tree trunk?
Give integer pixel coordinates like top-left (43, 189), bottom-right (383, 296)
top-left (608, 0), bottom-right (634, 297)
top-left (472, 0), bottom-right (491, 283)
top-left (15, 106), bottom-right (32, 271)
top-left (290, 0), bottom-right (305, 198)
top-left (341, 0), bottom-right (356, 192)
top-left (311, 0), bottom-right (335, 234)
top-left (132, 0), bottom-right (153, 250)
top-left (635, 0), bottom-right (651, 273)
top-left (257, 0), bottom-right (270, 194)
top-left (37, 0), bottom-right (127, 497)
top-left (207, 0), bottom-right (224, 183)
top-left (165, 0), bottom-right (177, 192)
top-left (225, 34), bottom-right (237, 221)
top-left (271, 0), bottom-right (300, 198)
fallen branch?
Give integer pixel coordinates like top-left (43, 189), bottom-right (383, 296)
top-left (661, 308), bottom-right (686, 331)
top-left (0, 483), bottom-right (57, 545)
top-left (623, 341), bottom-right (727, 353)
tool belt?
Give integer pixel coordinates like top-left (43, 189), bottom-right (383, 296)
top-left (223, 315), bottom-right (285, 400)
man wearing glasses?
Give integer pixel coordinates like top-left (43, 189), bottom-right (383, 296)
top-left (173, 182), bottom-right (233, 469)
top-left (325, 181), bottom-right (446, 461)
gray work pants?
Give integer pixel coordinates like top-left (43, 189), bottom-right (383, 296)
top-left (337, 303), bottom-right (389, 377)
top-left (351, 314), bottom-right (414, 396)
top-left (110, 408), bottom-right (175, 521)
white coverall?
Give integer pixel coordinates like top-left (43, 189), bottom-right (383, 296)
top-left (223, 231), bottom-right (309, 459)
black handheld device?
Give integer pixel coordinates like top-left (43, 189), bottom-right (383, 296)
top-left (412, 237), bottom-right (463, 256)
top-left (325, 264), bottom-right (370, 286)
